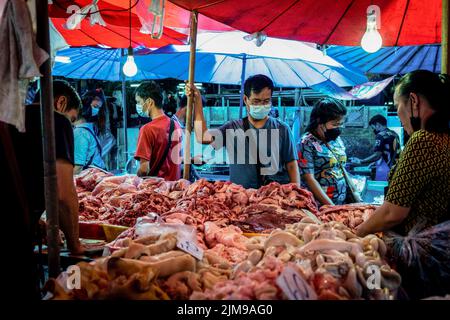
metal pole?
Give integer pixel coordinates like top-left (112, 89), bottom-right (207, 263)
top-left (239, 53), bottom-right (247, 119)
top-left (294, 88), bottom-right (300, 106)
top-left (121, 49), bottom-right (128, 169)
top-left (442, 0), bottom-right (449, 73)
top-left (183, 10), bottom-right (199, 180)
top-left (36, 0), bottom-right (60, 278)
top-left (278, 88), bottom-right (282, 118)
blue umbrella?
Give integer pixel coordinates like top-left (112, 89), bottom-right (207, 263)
top-left (53, 46), bottom-right (163, 81)
top-left (135, 32), bottom-right (368, 87)
top-left (327, 45), bottom-right (441, 75)
top-left (135, 31), bottom-right (367, 117)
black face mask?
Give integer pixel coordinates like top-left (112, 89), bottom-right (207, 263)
top-left (409, 97), bottom-right (421, 132)
top-left (324, 127), bottom-right (342, 142)
top-left (410, 116), bottom-right (421, 132)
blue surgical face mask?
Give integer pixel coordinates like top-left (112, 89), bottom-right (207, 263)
top-left (136, 103), bottom-right (149, 118)
top-left (91, 106), bottom-right (99, 117)
top-left (249, 104), bottom-right (271, 120)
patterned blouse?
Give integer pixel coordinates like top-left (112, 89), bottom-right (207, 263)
top-left (298, 133), bottom-right (347, 205)
top-left (385, 130), bottom-right (450, 235)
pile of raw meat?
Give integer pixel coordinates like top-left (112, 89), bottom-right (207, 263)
top-left (161, 180), bottom-right (319, 247)
top-left (75, 169), bottom-right (319, 233)
top-left (44, 216), bottom-right (401, 300)
top-left (235, 183), bottom-right (318, 233)
top-left (44, 222), bottom-right (242, 300)
top-left (52, 169), bottom-right (403, 301)
top-left (317, 204), bottom-right (377, 232)
top-left (193, 217), bottom-right (401, 300)
top-left (76, 169), bottom-right (189, 227)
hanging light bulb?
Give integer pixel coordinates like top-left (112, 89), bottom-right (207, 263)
top-left (361, 5), bottom-right (382, 53)
top-left (123, 47), bottom-right (138, 77)
top-left (122, 0), bottom-right (138, 77)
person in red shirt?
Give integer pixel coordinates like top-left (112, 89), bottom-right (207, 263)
top-left (134, 81), bottom-right (182, 180)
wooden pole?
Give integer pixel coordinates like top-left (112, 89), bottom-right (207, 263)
top-left (442, 0), bottom-right (449, 73)
top-left (36, 0), bottom-right (60, 277)
top-left (183, 11), bottom-right (199, 180)
top-left (239, 54), bottom-right (247, 119)
top-left (121, 49), bottom-right (128, 169)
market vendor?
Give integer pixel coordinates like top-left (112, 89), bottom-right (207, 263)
top-left (134, 81), bottom-right (182, 180)
top-left (356, 70), bottom-right (450, 299)
top-left (10, 80), bottom-right (84, 254)
top-left (349, 115), bottom-right (400, 181)
top-left (190, 74), bottom-right (300, 189)
top-left (298, 98), bottom-right (353, 206)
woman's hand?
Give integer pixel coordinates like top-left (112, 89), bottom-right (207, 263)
top-left (349, 157), bottom-right (362, 165)
top-left (356, 201), bottom-right (410, 237)
top-left (302, 173), bottom-right (334, 206)
top-left (355, 224), bottom-right (366, 237)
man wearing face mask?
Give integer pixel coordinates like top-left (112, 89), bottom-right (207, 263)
top-left (298, 98), bottom-right (349, 206)
top-left (134, 81), bottom-right (182, 180)
top-left (349, 115), bottom-right (400, 181)
top-left (8, 79), bottom-right (84, 255)
top-left (191, 74), bottom-right (300, 189)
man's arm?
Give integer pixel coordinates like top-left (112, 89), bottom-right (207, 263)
top-left (186, 83), bottom-right (214, 145)
top-left (137, 159), bottom-right (150, 177)
top-left (286, 160), bottom-right (300, 186)
top-left (352, 151), bottom-right (382, 166)
top-left (56, 159), bottom-right (82, 254)
top-left (135, 126), bottom-right (153, 177)
top-left (302, 173), bottom-right (334, 206)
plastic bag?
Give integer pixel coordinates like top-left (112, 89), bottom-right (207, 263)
top-left (383, 220), bottom-right (450, 299)
top-left (135, 221), bottom-right (197, 244)
top-left (104, 214), bottom-right (199, 255)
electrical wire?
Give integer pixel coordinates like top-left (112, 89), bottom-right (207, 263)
top-left (129, 0), bottom-right (132, 47)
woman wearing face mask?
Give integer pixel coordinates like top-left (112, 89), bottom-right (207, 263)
top-left (80, 89), bottom-right (116, 170)
top-left (80, 89), bottom-right (107, 137)
top-left (73, 107), bottom-right (106, 174)
top-left (356, 70), bottom-right (450, 299)
top-left (82, 90), bottom-right (104, 120)
top-left (298, 98), bottom-right (348, 206)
